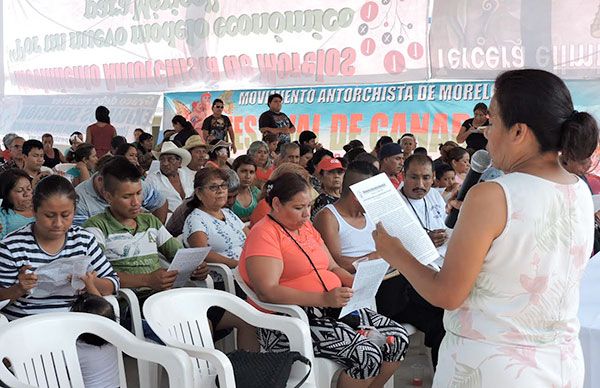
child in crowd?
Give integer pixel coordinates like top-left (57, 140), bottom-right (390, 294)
top-left (71, 272), bottom-right (120, 388)
top-left (434, 164), bottom-right (459, 203)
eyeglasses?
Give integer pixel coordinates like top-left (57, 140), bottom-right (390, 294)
top-left (214, 105), bottom-right (224, 109)
top-left (204, 183), bottom-right (228, 192)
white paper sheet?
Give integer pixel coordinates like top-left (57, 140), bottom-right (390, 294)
top-left (592, 195), bottom-right (600, 212)
top-left (168, 247), bottom-right (211, 288)
top-left (30, 256), bottom-right (92, 298)
top-left (350, 173), bottom-right (440, 265)
top-left (339, 259), bottom-right (389, 318)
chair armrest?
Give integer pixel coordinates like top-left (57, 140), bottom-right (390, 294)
top-left (188, 274), bottom-right (214, 289)
top-left (163, 341), bottom-right (236, 388)
top-left (232, 267), bottom-right (309, 323)
top-left (207, 263), bottom-right (236, 294)
top-left (118, 288), bottom-right (144, 339)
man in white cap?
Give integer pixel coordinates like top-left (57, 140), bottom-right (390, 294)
top-left (146, 141), bottom-right (194, 213)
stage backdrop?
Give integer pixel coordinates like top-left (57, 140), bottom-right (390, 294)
top-left (164, 80), bottom-right (600, 154)
top-left (0, 94), bottom-right (160, 145)
top-left (4, 0), bottom-right (600, 95)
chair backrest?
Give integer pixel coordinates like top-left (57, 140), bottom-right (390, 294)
top-left (0, 313), bottom-right (196, 388)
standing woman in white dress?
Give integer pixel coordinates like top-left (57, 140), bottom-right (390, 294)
top-left (373, 69), bottom-right (598, 387)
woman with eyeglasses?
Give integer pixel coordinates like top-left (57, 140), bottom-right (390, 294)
top-left (183, 167), bottom-right (248, 284)
top-left (201, 98), bottom-right (237, 154)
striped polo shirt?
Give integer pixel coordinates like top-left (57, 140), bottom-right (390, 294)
top-left (0, 224), bottom-right (120, 320)
top-left (83, 210), bottom-right (181, 275)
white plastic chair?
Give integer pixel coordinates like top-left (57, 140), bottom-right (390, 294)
top-left (233, 268), bottom-right (411, 388)
top-left (143, 287), bottom-right (316, 388)
top-left (0, 312), bottom-right (198, 388)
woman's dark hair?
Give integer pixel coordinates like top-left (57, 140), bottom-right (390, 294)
top-left (374, 136), bottom-right (393, 152)
top-left (262, 132), bottom-right (278, 144)
top-left (171, 115), bottom-right (194, 132)
top-left (232, 155), bottom-right (256, 172)
top-left (69, 131), bottom-right (83, 146)
top-left (265, 172), bottom-right (310, 206)
top-left (299, 144), bottom-right (312, 157)
top-left (139, 132), bottom-right (153, 143)
top-left (95, 106), bottom-right (110, 123)
top-left (298, 130), bottom-right (317, 145)
top-left (32, 175), bottom-right (77, 211)
top-left (74, 143), bottom-right (95, 162)
top-left (111, 136), bottom-right (127, 150)
top-left (435, 163), bottom-right (455, 180)
top-left (71, 293), bottom-right (116, 346)
top-left (212, 98), bottom-right (224, 107)
top-left (494, 69), bottom-right (598, 161)
top-left (307, 148), bottom-right (334, 175)
top-left (344, 147), bottom-right (367, 163)
top-left (354, 152), bottom-right (378, 166)
top-left (473, 102), bottom-right (488, 113)
top-left (447, 146), bottom-right (469, 164)
top-left (188, 167), bottom-right (230, 209)
top-left (115, 143), bottom-right (136, 157)
top-left (0, 169), bottom-right (32, 211)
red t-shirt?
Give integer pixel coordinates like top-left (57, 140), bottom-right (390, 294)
top-left (255, 165), bottom-right (275, 183)
top-left (88, 123), bottom-right (116, 157)
top-left (239, 216), bottom-right (341, 295)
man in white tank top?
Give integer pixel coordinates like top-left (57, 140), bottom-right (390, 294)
top-left (314, 160), bottom-right (446, 368)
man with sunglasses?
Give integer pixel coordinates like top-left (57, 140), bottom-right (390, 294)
top-left (201, 98), bottom-right (236, 153)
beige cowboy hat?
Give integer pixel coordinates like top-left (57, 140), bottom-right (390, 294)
top-left (184, 135), bottom-right (208, 151)
top-left (152, 141), bottom-right (192, 167)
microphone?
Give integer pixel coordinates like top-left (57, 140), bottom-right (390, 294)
top-left (445, 150), bottom-right (492, 228)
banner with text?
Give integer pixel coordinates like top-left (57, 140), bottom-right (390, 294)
top-left (4, 0), bottom-right (428, 94)
top-left (1, 94), bottom-right (160, 146)
top-left (164, 80), bottom-right (600, 154)
top-left (430, 0), bottom-right (600, 79)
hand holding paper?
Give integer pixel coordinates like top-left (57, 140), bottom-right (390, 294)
top-left (168, 247), bottom-right (211, 288)
top-left (339, 259), bottom-right (389, 318)
top-left (351, 173), bottom-right (440, 265)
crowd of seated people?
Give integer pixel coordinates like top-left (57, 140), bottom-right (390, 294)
top-left (1, 94), bottom-right (598, 388)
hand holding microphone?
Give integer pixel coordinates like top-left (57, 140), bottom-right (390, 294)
top-left (445, 150), bottom-right (492, 229)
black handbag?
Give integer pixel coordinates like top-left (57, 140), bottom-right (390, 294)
top-left (222, 350), bottom-right (312, 388)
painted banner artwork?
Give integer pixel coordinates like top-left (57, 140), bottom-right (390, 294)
top-left (164, 80), bottom-right (600, 154)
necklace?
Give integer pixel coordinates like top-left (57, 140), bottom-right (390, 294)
top-left (400, 187), bottom-right (430, 232)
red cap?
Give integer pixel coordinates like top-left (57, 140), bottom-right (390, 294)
top-left (317, 157), bottom-right (345, 173)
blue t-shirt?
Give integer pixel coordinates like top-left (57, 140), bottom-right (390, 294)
top-left (0, 209), bottom-right (35, 240)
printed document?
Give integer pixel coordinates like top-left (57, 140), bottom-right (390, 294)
top-left (351, 173), bottom-right (440, 265)
top-left (340, 259), bottom-right (389, 318)
top-left (31, 256), bottom-right (92, 298)
top-left (168, 247), bottom-right (211, 287)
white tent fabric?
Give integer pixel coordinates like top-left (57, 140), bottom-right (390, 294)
top-left (2, 0), bottom-right (599, 96)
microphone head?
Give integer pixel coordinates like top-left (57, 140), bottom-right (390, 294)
top-left (470, 150), bottom-right (492, 173)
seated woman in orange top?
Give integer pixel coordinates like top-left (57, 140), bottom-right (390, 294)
top-left (239, 173), bottom-right (409, 388)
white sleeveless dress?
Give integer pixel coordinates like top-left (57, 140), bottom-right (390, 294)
top-left (433, 172), bottom-right (594, 387)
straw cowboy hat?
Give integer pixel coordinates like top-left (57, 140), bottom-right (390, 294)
top-left (183, 135), bottom-right (208, 151)
top-left (152, 141), bottom-right (192, 167)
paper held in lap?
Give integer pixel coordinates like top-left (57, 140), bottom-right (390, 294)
top-left (31, 256), bottom-right (92, 298)
top-left (168, 247), bottom-right (211, 288)
top-left (350, 173), bottom-right (440, 266)
top-left (340, 258), bottom-right (389, 318)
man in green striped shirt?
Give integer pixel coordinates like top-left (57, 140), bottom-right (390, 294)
top-left (84, 156), bottom-right (208, 293)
